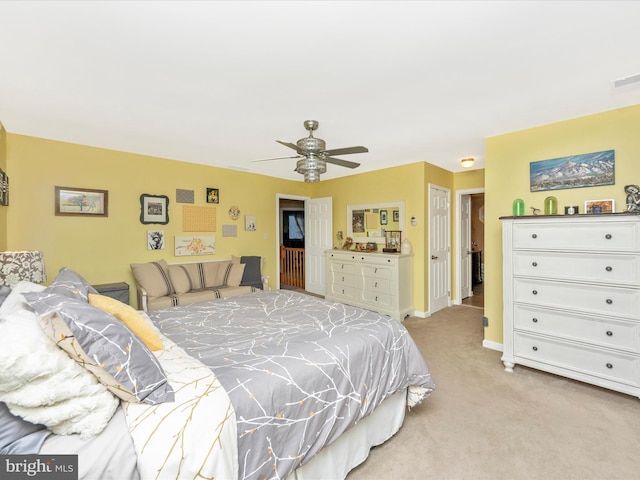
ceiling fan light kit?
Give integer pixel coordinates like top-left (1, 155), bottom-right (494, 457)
top-left (254, 120), bottom-right (368, 182)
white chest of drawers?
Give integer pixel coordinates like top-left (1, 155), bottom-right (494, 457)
top-left (325, 250), bottom-right (413, 321)
top-left (501, 214), bottom-right (640, 397)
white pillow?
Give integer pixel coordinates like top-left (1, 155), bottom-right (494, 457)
top-left (0, 282), bottom-right (118, 438)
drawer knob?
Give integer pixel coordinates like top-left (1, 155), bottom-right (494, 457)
top-left (532, 290), bottom-right (538, 295)
top-left (606, 363), bottom-right (613, 369)
top-left (606, 330), bottom-right (613, 337)
top-left (605, 266), bottom-right (612, 272)
top-left (531, 234), bottom-right (538, 239)
top-left (532, 346), bottom-right (538, 351)
top-left (605, 234), bottom-right (612, 240)
top-left (532, 318), bottom-right (538, 323)
top-left (606, 299), bottom-right (613, 305)
top-left (532, 262), bottom-right (538, 267)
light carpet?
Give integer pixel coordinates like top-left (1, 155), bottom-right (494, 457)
top-left (347, 305), bottom-right (640, 480)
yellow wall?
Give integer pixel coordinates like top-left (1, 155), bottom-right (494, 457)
top-left (6, 134), bottom-right (309, 304)
top-left (0, 122), bottom-right (6, 250)
top-left (484, 104), bottom-right (640, 345)
top-left (313, 162), bottom-right (458, 314)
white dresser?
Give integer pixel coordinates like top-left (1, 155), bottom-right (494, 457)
top-left (501, 214), bottom-right (640, 397)
top-left (325, 250), bottom-right (413, 321)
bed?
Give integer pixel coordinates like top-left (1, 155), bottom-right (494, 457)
top-left (0, 261), bottom-right (434, 480)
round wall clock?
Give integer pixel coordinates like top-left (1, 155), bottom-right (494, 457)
top-left (229, 205), bottom-right (240, 220)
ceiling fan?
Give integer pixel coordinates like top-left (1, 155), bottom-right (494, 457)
top-left (253, 120), bottom-right (368, 182)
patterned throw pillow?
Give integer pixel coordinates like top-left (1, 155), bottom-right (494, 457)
top-left (46, 267), bottom-right (99, 301)
top-left (24, 291), bottom-right (174, 405)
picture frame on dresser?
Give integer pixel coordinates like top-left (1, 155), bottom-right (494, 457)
top-left (584, 199), bottom-right (615, 214)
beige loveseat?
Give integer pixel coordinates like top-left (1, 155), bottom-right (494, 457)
top-left (131, 256), bottom-right (266, 311)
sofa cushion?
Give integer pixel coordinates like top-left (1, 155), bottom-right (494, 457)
top-left (223, 263), bottom-right (245, 287)
top-left (130, 260), bottom-right (174, 298)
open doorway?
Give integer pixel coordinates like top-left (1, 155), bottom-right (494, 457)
top-left (279, 198), bottom-right (305, 291)
top-left (456, 189), bottom-right (485, 309)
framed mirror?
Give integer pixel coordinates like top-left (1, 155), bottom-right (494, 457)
top-left (347, 201), bottom-right (405, 245)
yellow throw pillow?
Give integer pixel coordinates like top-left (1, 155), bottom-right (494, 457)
top-left (88, 293), bottom-right (164, 351)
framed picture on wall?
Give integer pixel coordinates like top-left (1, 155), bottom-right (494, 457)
top-left (0, 168), bottom-right (8, 206)
top-left (380, 209), bottom-right (388, 225)
top-left (55, 186), bottom-right (108, 217)
top-left (140, 194), bottom-right (169, 224)
top-left (206, 188), bottom-right (219, 203)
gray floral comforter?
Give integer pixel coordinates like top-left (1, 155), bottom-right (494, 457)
top-left (149, 289), bottom-right (434, 480)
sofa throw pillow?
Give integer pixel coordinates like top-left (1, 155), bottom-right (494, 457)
top-left (88, 293), bottom-right (164, 351)
top-left (24, 291), bottom-right (174, 405)
top-left (240, 256), bottom-right (263, 289)
top-left (223, 263), bottom-right (245, 287)
top-left (47, 267), bottom-right (99, 302)
top-left (130, 260), bottom-right (174, 298)
top-left (167, 265), bottom-right (193, 294)
top-left (0, 283), bottom-right (118, 439)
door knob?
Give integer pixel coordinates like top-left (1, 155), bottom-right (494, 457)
top-left (431, 255), bottom-right (438, 260)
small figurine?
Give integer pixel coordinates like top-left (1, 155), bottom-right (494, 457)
top-left (530, 206), bottom-right (542, 215)
top-left (624, 184), bottom-right (640, 213)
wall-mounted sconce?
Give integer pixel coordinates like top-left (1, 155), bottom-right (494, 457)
top-left (410, 216), bottom-right (418, 226)
top-left (460, 157), bottom-right (475, 168)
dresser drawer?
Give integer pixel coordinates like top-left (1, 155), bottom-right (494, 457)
top-left (361, 290), bottom-right (394, 308)
top-left (329, 262), bottom-right (356, 275)
top-left (514, 278), bottom-right (640, 319)
top-left (360, 275), bottom-right (392, 294)
top-left (361, 265), bottom-right (393, 280)
top-left (514, 332), bottom-right (640, 387)
top-left (513, 251), bottom-right (640, 286)
top-left (514, 305), bottom-right (640, 352)
top-left (512, 221), bottom-right (640, 252)
top-left (330, 271), bottom-right (355, 287)
top-left (327, 283), bottom-right (357, 300)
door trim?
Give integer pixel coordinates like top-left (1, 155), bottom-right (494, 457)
top-left (454, 188), bottom-right (485, 305)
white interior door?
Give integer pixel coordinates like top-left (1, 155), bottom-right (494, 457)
top-left (460, 194), bottom-right (472, 300)
top-left (305, 197), bottom-right (332, 295)
top-left (429, 184), bottom-right (450, 314)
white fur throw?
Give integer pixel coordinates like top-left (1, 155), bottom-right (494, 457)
top-left (0, 282), bottom-right (118, 438)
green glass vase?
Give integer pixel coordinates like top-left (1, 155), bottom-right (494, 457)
top-left (512, 199), bottom-right (525, 216)
top-left (544, 196), bottom-right (558, 215)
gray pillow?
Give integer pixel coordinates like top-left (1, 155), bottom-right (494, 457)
top-left (24, 291), bottom-right (174, 405)
top-left (240, 256), bottom-right (263, 289)
top-left (0, 401), bottom-right (50, 454)
top-left (0, 286), bottom-right (10, 308)
top-left (46, 267), bottom-right (99, 302)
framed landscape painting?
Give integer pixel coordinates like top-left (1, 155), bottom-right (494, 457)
top-left (530, 150), bottom-right (615, 192)
top-left (55, 186), bottom-right (108, 217)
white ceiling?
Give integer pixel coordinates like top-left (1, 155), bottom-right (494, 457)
top-left (1, 1), bottom-right (639, 182)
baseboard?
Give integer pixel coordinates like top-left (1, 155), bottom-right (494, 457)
top-left (482, 339), bottom-right (503, 352)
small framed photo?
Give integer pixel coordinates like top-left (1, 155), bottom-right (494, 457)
top-left (0, 168), bottom-right (8, 206)
top-left (245, 215), bottom-right (256, 231)
top-left (393, 210), bottom-right (399, 222)
top-left (206, 188), bottom-right (219, 204)
top-left (55, 186), bottom-right (108, 217)
top-left (380, 209), bottom-right (388, 225)
top-left (147, 230), bottom-right (165, 250)
top-left (585, 199), bottom-right (615, 214)
top-left (140, 194), bottom-right (169, 224)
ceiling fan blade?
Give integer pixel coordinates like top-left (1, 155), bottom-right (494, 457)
top-left (325, 156), bottom-right (360, 169)
top-left (276, 140), bottom-right (306, 154)
top-left (322, 146), bottom-right (368, 156)
top-left (252, 155), bottom-right (303, 163)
